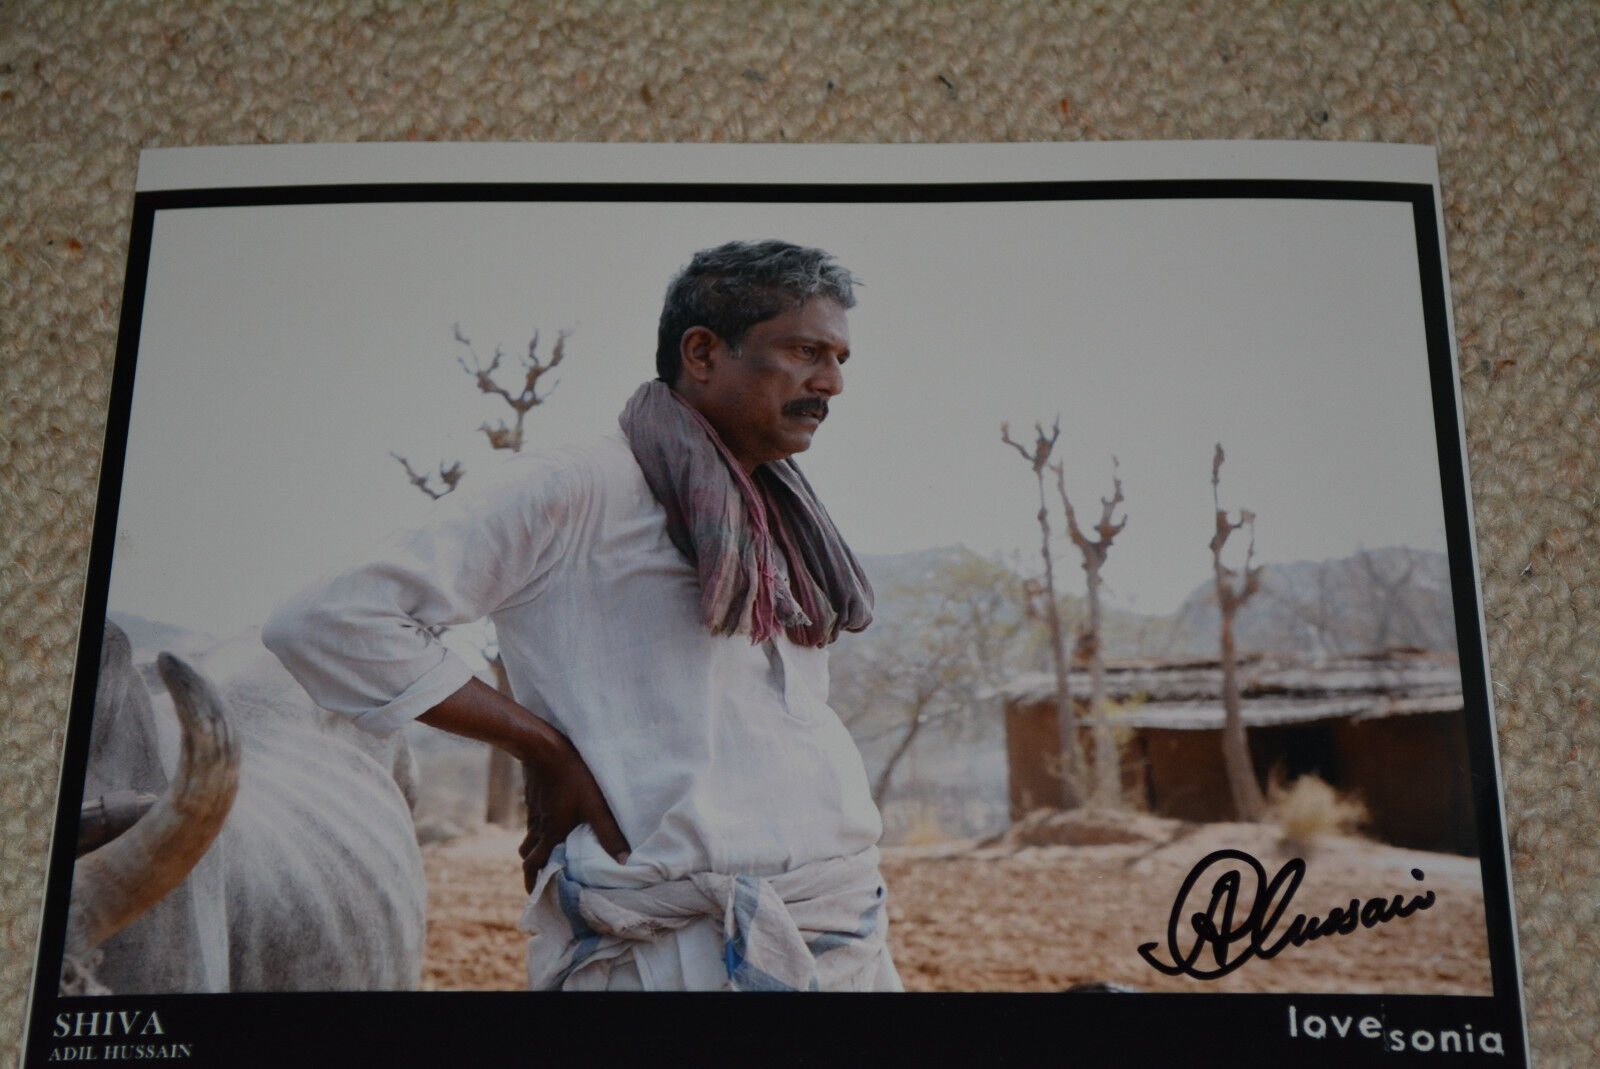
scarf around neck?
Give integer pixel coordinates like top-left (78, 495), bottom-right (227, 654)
top-left (619, 380), bottom-right (873, 647)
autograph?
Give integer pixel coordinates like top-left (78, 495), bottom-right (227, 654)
top-left (1138, 848), bottom-right (1436, 979)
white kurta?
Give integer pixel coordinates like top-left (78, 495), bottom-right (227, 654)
top-left (263, 431), bottom-right (891, 988)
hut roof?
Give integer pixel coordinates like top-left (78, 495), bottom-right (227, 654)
top-left (997, 650), bottom-right (1464, 730)
top-left (1079, 693), bottom-right (1463, 730)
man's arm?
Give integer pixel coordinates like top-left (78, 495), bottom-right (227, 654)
top-left (263, 456), bottom-right (625, 888)
top-left (417, 678), bottom-right (628, 891)
top-left (263, 454), bottom-right (586, 733)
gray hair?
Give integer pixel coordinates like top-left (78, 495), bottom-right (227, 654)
top-left (655, 240), bottom-right (858, 384)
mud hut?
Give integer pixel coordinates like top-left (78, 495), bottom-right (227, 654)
top-left (998, 650), bottom-right (1476, 854)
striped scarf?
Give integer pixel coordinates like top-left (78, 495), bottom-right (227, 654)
top-left (619, 380), bottom-right (872, 647)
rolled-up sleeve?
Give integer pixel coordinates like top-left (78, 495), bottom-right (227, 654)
top-left (263, 456), bottom-right (579, 734)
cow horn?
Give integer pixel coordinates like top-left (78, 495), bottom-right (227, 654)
top-left (65, 652), bottom-right (241, 958)
top-left (76, 791), bottom-right (160, 856)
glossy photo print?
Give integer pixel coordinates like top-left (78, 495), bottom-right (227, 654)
top-left (24, 143), bottom-right (1525, 1066)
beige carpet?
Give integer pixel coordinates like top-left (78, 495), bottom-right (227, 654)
top-left (2, 1), bottom-right (1595, 1063)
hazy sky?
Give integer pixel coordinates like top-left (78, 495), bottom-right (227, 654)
top-left (107, 185), bottom-right (1452, 638)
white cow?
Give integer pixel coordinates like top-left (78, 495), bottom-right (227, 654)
top-left (63, 622), bottom-right (426, 994)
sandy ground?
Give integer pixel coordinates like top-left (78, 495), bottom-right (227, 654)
top-left (420, 815), bottom-right (1492, 994)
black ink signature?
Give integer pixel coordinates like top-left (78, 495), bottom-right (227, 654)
top-left (1138, 849), bottom-right (1436, 979)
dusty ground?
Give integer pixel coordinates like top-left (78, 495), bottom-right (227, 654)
top-left (419, 826), bottom-right (531, 991)
top-left (420, 814), bottom-right (1492, 994)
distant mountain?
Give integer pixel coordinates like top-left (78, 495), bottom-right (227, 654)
top-left (1145, 546), bottom-right (1456, 658)
top-left (848, 544), bottom-right (1456, 661)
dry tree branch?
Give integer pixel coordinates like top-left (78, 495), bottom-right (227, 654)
top-left (453, 324), bottom-right (570, 455)
top-left (389, 453), bottom-right (464, 501)
top-left (1210, 444), bottom-right (1262, 612)
top-left (1051, 457), bottom-right (1127, 564)
top-left (1096, 458), bottom-right (1128, 545)
top-left (1000, 417), bottom-right (1060, 474)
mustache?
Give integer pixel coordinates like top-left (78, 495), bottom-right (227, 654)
top-left (783, 397), bottom-right (829, 421)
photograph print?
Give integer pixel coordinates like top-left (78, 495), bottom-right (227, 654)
top-left (26, 143), bottom-right (1525, 1066)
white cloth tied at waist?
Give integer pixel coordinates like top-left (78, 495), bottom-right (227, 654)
top-left (520, 845), bottom-right (899, 992)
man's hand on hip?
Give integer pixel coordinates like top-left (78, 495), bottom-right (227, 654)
top-left (516, 733), bottom-right (630, 891)
top-left (417, 677), bottom-right (629, 892)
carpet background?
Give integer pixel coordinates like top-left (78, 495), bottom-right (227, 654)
top-left (1, 1), bottom-right (1595, 1063)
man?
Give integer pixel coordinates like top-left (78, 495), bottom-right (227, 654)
top-left (263, 240), bottom-right (900, 992)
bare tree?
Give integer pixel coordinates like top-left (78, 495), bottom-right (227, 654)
top-left (1001, 419), bottom-right (1085, 809)
top-left (1052, 458), bottom-right (1127, 807)
top-left (831, 554), bottom-right (1025, 814)
top-left (863, 624), bottom-right (962, 808)
top-left (393, 323), bottom-right (569, 827)
top-left (1209, 444), bottom-right (1267, 821)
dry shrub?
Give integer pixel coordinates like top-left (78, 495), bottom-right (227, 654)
top-left (1268, 774), bottom-right (1368, 851)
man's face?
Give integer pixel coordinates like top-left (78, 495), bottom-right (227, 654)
top-left (681, 297), bottom-right (851, 473)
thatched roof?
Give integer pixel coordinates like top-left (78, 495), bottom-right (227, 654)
top-left (998, 650), bottom-right (1464, 730)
